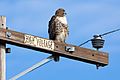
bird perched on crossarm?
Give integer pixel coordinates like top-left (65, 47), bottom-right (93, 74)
top-left (48, 8), bottom-right (69, 62)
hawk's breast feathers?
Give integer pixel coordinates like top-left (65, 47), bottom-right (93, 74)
top-left (48, 8), bottom-right (69, 42)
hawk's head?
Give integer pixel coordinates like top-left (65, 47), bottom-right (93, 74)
top-left (55, 8), bottom-right (66, 17)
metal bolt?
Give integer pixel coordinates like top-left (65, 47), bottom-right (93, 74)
top-left (6, 48), bottom-right (11, 53)
top-left (6, 32), bottom-right (11, 38)
top-left (2, 24), bottom-right (4, 26)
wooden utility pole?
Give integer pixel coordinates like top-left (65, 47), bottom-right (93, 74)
top-left (0, 28), bottom-right (108, 66)
top-left (0, 16), bottom-right (108, 80)
top-left (0, 16), bottom-right (6, 80)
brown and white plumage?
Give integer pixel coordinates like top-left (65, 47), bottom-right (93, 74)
top-left (48, 8), bottom-right (69, 61)
top-left (48, 8), bottom-right (69, 43)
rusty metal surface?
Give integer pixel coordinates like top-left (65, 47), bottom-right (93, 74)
top-left (0, 28), bottom-right (108, 66)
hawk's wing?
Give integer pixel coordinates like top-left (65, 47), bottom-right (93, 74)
top-left (48, 15), bottom-right (56, 40)
top-left (48, 15), bottom-right (69, 40)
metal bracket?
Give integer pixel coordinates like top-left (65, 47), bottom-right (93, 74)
top-left (65, 46), bottom-right (75, 53)
top-left (6, 48), bottom-right (11, 53)
top-left (9, 55), bottom-right (54, 80)
top-left (6, 31), bottom-right (11, 38)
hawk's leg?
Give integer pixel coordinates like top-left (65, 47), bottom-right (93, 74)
top-left (52, 54), bottom-right (60, 62)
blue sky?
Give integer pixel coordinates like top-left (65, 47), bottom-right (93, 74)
top-left (0, 0), bottom-right (120, 80)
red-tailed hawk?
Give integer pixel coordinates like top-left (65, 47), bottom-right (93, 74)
top-left (48, 8), bottom-right (69, 61)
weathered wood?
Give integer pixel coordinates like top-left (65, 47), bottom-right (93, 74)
top-left (0, 16), bottom-right (6, 80)
top-left (0, 28), bottom-right (108, 66)
top-left (54, 41), bottom-right (108, 66)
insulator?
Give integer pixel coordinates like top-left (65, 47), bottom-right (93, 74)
top-left (91, 35), bottom-right (105, 50)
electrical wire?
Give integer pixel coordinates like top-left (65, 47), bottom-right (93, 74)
top-left (79, 39), bottom-right (91, 47)
top-left (100, 28), bottom-right (120, 37)
top-left (79, 28), bottom-right (120, 47)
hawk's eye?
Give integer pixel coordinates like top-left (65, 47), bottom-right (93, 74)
top-left (59, 9), bottom-right (61, 10)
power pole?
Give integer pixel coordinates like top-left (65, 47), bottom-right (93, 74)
top-left (0, 16), bottom-right (108, 79)
top-left (0, 27), bottom-right (108, 66)
top-left (0, 16), bottom-right (6, 80)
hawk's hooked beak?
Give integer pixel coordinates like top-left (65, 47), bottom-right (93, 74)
top-left (64, 12), bottom-right (67, 15)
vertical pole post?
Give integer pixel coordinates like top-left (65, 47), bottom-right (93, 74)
top-left (0, 16), bottom-right (6, 80)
